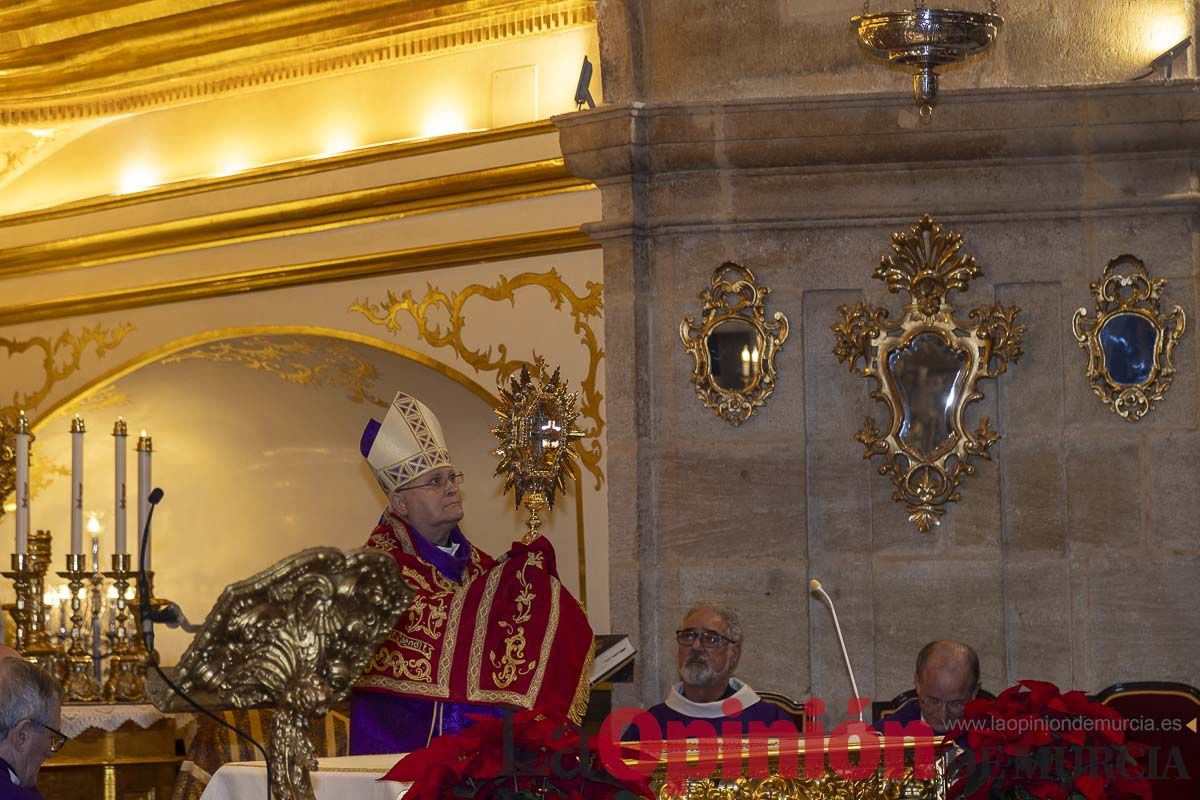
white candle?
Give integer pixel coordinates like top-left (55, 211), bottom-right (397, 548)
top-left (113, 419), bottom-right (128, 554)
top-left (136, 431), bottom-right (152, 572)
top-left (70, 416), bottom-right (85, 555)
top-left (14, 411), bottom-right (30, 554)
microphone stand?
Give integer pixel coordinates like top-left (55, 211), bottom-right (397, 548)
top-left (810, 579), bottom-right (864, 723)
top-left (136, 488), bottom-right (275, 799)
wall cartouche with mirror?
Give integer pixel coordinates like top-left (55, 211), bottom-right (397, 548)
top-left (680, 263), bottom-right (789, 425)
top-left (832, 215), bottom-right (1025, 532)
top-left (1072, 254), bottom-right (1187, 421)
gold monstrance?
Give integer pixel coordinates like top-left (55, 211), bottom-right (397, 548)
top-left (492, 359), bottom-right (585, 543)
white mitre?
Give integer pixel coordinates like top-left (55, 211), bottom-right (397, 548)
top-left (361, 392), bottom-right (453, 493)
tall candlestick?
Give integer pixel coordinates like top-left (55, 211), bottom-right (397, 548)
top-left (136, 431), bottom-right (152, 572)
top-left (70, 416), bottom-right (85, 555)
top-left (113, 419), bottom-right (128, 554)
top-left (14, 411), bottom-right (30, 554)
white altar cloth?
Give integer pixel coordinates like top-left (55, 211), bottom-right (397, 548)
top-left (199, 754), bottom-right (411, 800)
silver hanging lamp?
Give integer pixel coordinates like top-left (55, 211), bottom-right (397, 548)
top-left (852, 1), bottom-right (1003, 119)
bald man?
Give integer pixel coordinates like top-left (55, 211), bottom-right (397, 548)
top-left (875, 640), bottom-right (979, 735)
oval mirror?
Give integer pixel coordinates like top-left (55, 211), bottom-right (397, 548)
top-left (706, 318), bottom-right (763, 392)
top-left (1099, 312), bottom-right (1158, 386)
top-left (887, 332), bottom-right (968, 459)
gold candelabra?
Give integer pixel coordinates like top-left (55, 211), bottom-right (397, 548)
top-left (104, 554), bottom-right (148, 701)
top-left (2, 531), bottom-right (58, 670)
top-left (57, 554), bottom-right (102, 701)
top-left (1, 531), bottom-right (150, 702)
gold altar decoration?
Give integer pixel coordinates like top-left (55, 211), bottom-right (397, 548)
top-left (104, 554), bottom-right (149, 702)
top-left (147, 547), bottom-right (409, 800)
top-left (160, 336), bottom-right (391, 408)
top-left (1, 530), bottom-right (58, 668)
top-left (647, 737), bottom-right (949, 800)
top-left (56, 554), bottom-right (102, 701)
top-left (1071, 254), bottom-right (1187, 421)
top-left (351, 267), bottom-right (606, 487)
top-left (492, 359), bottom-right (586, 543)
top-left (680, 262), bottom-right (790, 426)
top-left (832, 214), bottom-right (1025, 532)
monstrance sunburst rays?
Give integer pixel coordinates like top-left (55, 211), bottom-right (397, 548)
top-left (491, 358), bottom-right (585, 543)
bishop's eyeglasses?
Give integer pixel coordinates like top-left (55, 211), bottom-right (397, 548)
top-left (675, 628), bottom-right (738, 650)
top-left (397, 472), bottom-right (465, 492)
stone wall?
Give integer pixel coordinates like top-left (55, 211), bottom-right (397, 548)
top-left (597, 0), bottom-right (1200, 104)
top-left (556, 82), bottom-right (1200, 720)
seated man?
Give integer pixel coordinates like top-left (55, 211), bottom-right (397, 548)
top-left (874, 639), bottom-right (979, 735)
top-left (0, 658), bottom-right (64, 799)
top-left (630, 602), bottom-right (796, 738)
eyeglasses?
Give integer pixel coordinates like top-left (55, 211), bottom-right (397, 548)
top-left (27, 719), bottom-right (67, 754)
top-left (397, 472), bottom-right (465, 492)
top-left (918, 695), bottom-right (969, 715)
top-left (675, 628), bottom-right (738, 650)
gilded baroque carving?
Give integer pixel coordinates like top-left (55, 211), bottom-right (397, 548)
top-left (349, 270), bottom-right (605, 487)
top-left (655, 770), bottom-right (944, 800)
top-left (148, 547), bottom-right (409, 800)
top-left (679, 263), bottom-right (789, 426)
top-left (832, 215), bottom-right (1024, 532)
top-left (159, 336), bottom-right (390, 408)
top-left (1071, 254), bottom-right (1187, 421)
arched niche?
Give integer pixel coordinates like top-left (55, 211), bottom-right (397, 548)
top-left (3, 327), bottom-right (585, 664)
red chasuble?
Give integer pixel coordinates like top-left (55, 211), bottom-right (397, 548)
top-left (358, 514), bottom-right (594, 724)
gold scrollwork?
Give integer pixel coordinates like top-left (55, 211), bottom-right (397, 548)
top-left (349, 270), bottom-right (606, 488)
top-left (832, 215), bottom-right (1025, 533)
top-left (0, 324), bottom-right (136, 421)
top-left (0, 323), bottom-right (135, 518)
top-left (489, 554), bottom-right (542, 688)
top-left (679, 263), bottom-right (790, 426)
top-left (1071, 254), bottom-right (1187, 421)
top-left (158, 335), bottom-right (390, 408)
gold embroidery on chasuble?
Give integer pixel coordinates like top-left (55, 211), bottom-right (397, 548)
top-left (466, 553), bottom-right (563, 707)
top-left (358, 515), bottom-right (488, 699)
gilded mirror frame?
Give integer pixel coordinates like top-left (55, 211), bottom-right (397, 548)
top-left (680, 263), bottom-right (789, 425)
top-left (1071, 254), bottom-right (1187, 421)
top-left (832, 215), bottom-right (1026, 532)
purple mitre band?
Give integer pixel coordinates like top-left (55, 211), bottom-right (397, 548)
top-left (360, 418), bottom-right (382, 458)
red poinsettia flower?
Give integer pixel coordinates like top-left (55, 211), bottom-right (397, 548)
top-left (949, 680), bottom-right (1152, 800)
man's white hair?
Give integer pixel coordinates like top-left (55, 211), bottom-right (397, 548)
top-left (682, 601), bottom-right (743, 643)
top-left (0, 658), bottom-right (60, 738)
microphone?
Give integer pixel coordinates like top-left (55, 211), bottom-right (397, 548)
top-left (810, 578), bottom-right (864, 722)
top-left (138, 488), bottom-right (165, 655)
top-left (132, 487), bottom-right (273, 796)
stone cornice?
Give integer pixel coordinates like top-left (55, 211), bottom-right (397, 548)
top-left (554, 81), bottom-right (1200, 180)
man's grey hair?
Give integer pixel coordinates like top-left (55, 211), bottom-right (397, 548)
top-left (682, 601), bottom-right (743, 644)
top-left (0, 659), bottom-right (61, 738)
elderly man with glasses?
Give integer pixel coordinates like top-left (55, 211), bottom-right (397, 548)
top-left (636, 602), bottom-right (796, 736)
top-left (350, 391), bottom-right (498, 755)
top-left (0, 658), bottom-right (65, 799)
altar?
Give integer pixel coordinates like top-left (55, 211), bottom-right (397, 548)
top-left (198, 755), bottom-right (408, 800)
